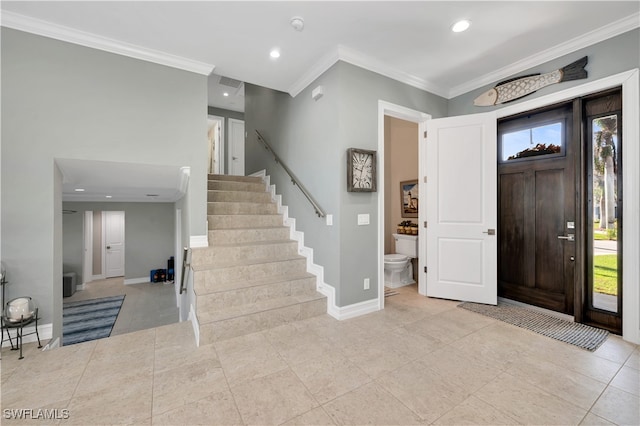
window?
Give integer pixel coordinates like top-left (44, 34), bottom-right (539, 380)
top-left (500, 121), bottom-right (564, 162)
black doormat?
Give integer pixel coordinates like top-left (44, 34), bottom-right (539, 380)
top-left (458, 302), bottom-right (609, 351)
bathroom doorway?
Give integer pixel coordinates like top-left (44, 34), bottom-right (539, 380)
top-left (377, 101), bottom-right (430, 310)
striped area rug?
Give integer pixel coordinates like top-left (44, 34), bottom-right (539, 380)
top-left (459, 301), bottom-right (609, 351)
top-left (63, 295), bottom-right (125, 346)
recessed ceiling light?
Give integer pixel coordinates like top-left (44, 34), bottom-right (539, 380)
top-left (223, 92), bottom-right (229, 97)
top-left (451, 19), bottom-right (471, 33)
top-left (146, 194), bottom-right (159, 197)
top-left (74, 188), bottom-right (85, 192)
top-left (270, 49), bottom-right (281, 59)
top-left (105, 195), bottom-right (112, 199)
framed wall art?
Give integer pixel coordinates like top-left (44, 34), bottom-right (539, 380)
top-left (347, 148), bottom-right (377, 192)
top-left (400, 179), bottom-right (418, 218)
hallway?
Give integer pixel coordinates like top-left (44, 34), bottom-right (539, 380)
top-left (63, 277), bottom-right (179, 336)
top-left (1, 286), bottom-right (638, 425)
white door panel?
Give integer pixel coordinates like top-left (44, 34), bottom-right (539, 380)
top-left (105, 211), bottom-right (125, 278)
top-left (426, 112), bottom-right (497, 305)
top-left (228, 118), bottom-right (245, 176)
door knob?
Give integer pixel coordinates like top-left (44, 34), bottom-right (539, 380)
top-left (557, 234), bottom-right (575, 241)
top-left (106, 246), bottom-right (111, 249)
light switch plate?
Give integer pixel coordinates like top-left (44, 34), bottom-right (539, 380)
top-left (326, 214), bottom-right (333, 226)
top-left (357, 214), bottom-right (370, 225)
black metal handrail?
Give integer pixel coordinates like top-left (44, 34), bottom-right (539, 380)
top-left (255, 130), bottom-right (326, 218)
top-left (179, 247), bottom-right (190, 294)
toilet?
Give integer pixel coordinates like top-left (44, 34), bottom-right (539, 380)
top-left (384, 234), bottom-right (418, 288)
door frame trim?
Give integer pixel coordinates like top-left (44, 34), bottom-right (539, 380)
top-left (496, 69), bottom-right (639, 344)
top-left (377, 100), bottom-right (431, 311)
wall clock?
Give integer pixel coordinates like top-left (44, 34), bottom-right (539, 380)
top-left (347, 148), bottom-right (377, 192)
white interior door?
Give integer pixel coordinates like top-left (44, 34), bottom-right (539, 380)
top-left (228, 118), bottom-right (245, 176)
top-left (426, 112), bottom-right (497, 304)
top-left (104, 211), bottom-right (125, 278)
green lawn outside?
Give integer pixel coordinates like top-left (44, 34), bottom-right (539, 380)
top-left (594, 255), bottom-right (618, 296)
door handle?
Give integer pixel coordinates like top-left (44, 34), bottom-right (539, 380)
top-left (482, 229), bottom-right (495, 235)
top-left (232, 156), bottom-right (238, 160)
top-left (106, 245), bottom-right (111, 249)
top-left (557, 234), bottom-right (575, 241)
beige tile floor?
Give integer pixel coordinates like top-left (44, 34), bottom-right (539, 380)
top-left (1, 284), bottom-right (638, 425)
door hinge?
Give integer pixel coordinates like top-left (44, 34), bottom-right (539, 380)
top-left (423, 176), bottom-right (427, 183)
top-left (423, 221), bottom-right (427, 228)
top-left (424, 266), bottom-right (427, 273)
top-left (423, 131), bottom-right (427, 138)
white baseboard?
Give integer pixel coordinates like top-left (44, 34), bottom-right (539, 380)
top-left (190, 235), bottom-right (208, 248)
top-left (188, 304), bottom-right (200, 347)
top-left (255, 170), bottom-right (379, 321)
top-left (124, 277), bottom-right (149, 285)
top-left (77, 283), bottom-right (86, 291)
top-left (332, 298), bottom-right (379, 320)
top-left (43, 337), bottom-right (60, 350)
top-left (92, 274), bottom-right (105, 281)
top-left (1, 322), bottom-right (52, 347)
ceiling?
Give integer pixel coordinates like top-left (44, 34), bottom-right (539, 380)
top-left (3, 1), bottom-right (638, 202)
top-left (2, 1), bottom-right (639, 110)
top-left (56, 159), bottom-right (189, 203)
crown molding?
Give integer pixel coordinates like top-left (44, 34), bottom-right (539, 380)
top-left (288, 44), bottom-right (449, 99)
top-left (1, 11), bottom-right (215, 76)
top-left (288, 47), bottom-right (341, 98)
top-left (336, 45), bottom-right (448, 98)
top-left (448, 12), bottom-right (640, 98)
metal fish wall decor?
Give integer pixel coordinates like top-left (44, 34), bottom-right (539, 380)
top-left (474, 56), bottom-right (588, 106)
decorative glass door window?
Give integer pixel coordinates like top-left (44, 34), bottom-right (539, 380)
top-left (500, 121), bottom-right (564, 162)
top-left (589, 113), bottom-right (620, 313)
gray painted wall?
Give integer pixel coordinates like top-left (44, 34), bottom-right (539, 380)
top-left (62, 202), bottom-right (175, 284)
top-left (245, 61), bottom-right (447, 306)
top-left (207, 106), bottom-right (245, 175)
top-left (449, 28), bottom-right (640, 339)
top-left (448, 29), bottom-right (640, 116)
top-left (1, 28), bottom-right (208, 341)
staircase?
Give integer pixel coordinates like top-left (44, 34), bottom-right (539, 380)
top-left (191, 174), bottom-right (327, 344)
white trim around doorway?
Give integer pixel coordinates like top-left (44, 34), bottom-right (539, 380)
top-left (377, 101), bottom-right (431, 312)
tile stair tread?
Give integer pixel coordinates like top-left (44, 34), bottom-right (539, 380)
top-left (207, 201), bottom-right (274, 206)
top-left (194, 272), bottom-right (316, 295)
top-left (208, 174), bottom-right (263, 182)
top-left (208, 225), bottom-right (288, 230)
top-left (204, 239), bottom-right (295, 249)
top-left (192, 254), bottom-right (306, 272)
top-left (197, 293), bottom-right (326, 324)
top-left (208, 214), bottom-right (282, 218)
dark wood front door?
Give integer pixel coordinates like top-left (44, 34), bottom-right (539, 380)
top-left (498, 102), bottom-right (576, 314)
